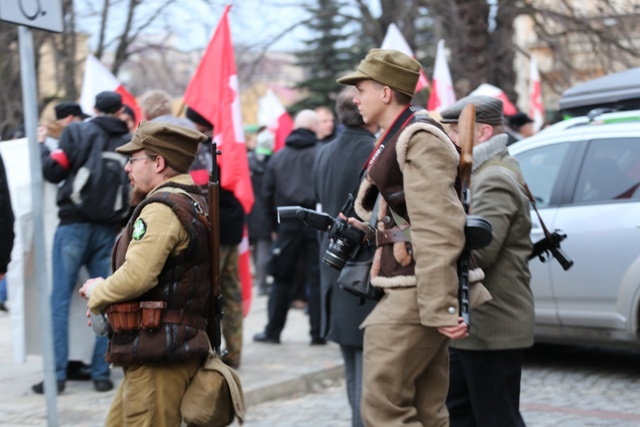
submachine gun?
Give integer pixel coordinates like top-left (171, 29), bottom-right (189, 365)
top-left (457, 104), bottom-right (493, 327)
top-left (207, 143), bottom-right (224, 356)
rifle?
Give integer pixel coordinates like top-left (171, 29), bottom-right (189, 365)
top-left (207, 143), bottom-right (223, 356)
top-left (529, 230), bottom-right (573, 271)
top-left (456, 104), bottom-right (493, 329)
top-left (457, 104), bottom-right (475, 328)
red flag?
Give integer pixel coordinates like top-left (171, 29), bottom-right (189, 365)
top-left (427, 40), bottom-right (456, 111)
top-left (257, 88), bottom-right (293, 152)
top-left (381, 23), bottom-right (430, 92)
top-left (470, 83), bottom-right (518, 116)
top-left (238, 228), bottom-right (252, 317)
top-left (80, 54), bottom-right (142, 123)
top-left (183, 5), bottom-right (254, 213)
top-left (529, 56), bottom-right (544, 131)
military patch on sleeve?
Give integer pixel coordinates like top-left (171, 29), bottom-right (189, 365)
top-left (132, 218), bottom-right (147, 240)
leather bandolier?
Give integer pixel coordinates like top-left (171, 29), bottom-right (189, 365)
top-left (106, 182), bottom-right (211, 366)
top-left (357, 110), bottom-right (452, 287)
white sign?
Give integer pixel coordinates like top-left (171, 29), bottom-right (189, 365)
top-left (0, 0), bottom-right (62, 33)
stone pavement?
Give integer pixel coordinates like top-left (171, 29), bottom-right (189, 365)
top-left (0, 293), bottom-right (345, 426)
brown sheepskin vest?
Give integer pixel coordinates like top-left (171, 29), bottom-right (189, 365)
top-left (106, 182), bottom-right (211, 366)
top-left (358, 108), bottom-right (448, 288)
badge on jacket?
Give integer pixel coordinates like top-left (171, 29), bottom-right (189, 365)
top-left (132, 218), bottom-right (147, 240)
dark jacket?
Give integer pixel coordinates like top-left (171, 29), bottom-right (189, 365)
top-left (0, 153), bottom-right (15, 274)
top-left (313, 127), bottom-right (377, 346)
top-left (263, 128), bottom-right (320, 232)
top-left (247, 150), bottom-right (272, 241)
top-left (190, 141), bottom-right (244, 246)
top-left (40, 116), bottom-right (130, 225)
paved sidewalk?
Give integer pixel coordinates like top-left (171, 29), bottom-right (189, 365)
top-left (0, 293), bottom-right (345, 426)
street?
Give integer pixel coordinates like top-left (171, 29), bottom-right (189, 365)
top-left (244, 344), bottom-right (640, 427)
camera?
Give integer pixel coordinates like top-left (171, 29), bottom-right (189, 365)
top-left (277, 195), bottom-right (365, 270)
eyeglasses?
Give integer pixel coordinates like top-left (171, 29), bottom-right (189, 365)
top-left (127, 156), bottom-right (156, 165)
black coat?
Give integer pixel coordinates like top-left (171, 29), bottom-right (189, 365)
top-left (247, 151), bottom-right (272, 241)
top-left (0, 153), bottom-right (15, 274)
top-left (263, 128), bottom-right (320, 232)
top-left (313, 126), bottom-right (377, 346)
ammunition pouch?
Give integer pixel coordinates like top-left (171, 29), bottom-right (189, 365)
top-left (105, 301), bottom-right (206, 333)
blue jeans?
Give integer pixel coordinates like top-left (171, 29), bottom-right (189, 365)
top-left (0, 277), bottom-right (7, 302)
top-left (51, 223), bottom-right (115, 381)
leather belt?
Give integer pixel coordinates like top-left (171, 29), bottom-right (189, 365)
top-left (162, 309), bottom-right (207, 330)
top-left (375, 227), bottom-right (410, 246)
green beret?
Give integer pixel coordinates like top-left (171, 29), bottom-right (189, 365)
top-left (337, 49), bottom-right (420, 98)
top-left (440, 95), bottom-right (504, 125)
top-left (117, 120), bottom-right (209, 173)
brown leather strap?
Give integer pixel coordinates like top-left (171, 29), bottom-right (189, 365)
top-left (162, 309), bottom-right (207, 330)
top-left (376, 227), bottom-right (410, 246)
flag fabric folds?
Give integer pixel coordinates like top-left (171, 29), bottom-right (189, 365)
top-left (257, 88), bottom-right (293, 152)
top-left (427, 39), bottom-right (456, 112)
top-left (183, 4), bottom-right (254, 214)
top-left (80, 54), bottom-right (142, 123)
top-left (381, 23), bottom-right (430, 92)
top-left (529, 56), bottom-right (544, 131)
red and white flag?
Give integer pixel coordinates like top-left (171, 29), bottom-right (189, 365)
top-left (257, 88), bottom-right (293, 152)
top-left (381, 23), bottom-right (429, 92)
top-left (427, 39), bottom-right (456, 112)
top-left (80, 54), bottom-right (142, 123)
top-left (529, 56), bottom-right (544, 131)
top-left (183, 5), bottom-right (253, 213)
top-left (183, 5), bottom-right (253, 314)
top-left (470, 83), bottom-right (518, 116)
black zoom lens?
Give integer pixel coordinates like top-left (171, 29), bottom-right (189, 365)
top-left (323, 238), bottom-right (354, 269)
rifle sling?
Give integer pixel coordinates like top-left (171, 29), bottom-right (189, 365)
top-left (483, 159), bottom-right (553, 240)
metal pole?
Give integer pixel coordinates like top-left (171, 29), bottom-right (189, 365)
top-left (18, 25), bottom-right (59, 427)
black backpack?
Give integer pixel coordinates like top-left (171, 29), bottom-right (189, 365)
top-left (69, 131), bottom-right (130, 223)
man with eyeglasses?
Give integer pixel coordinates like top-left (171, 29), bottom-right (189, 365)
top-left (79, 120), bottom-right (211, 426)
top-left (34, 91), bottom-right (131, 395)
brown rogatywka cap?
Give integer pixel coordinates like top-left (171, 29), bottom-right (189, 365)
top-left (116, 120), bottom-right (209, 173)
top-left (337, 49), bottom-right (420, 98)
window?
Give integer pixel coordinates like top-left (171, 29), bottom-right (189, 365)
top-left (573, 138), bottom-right (640, 204)
top-left (516, 142), bottom-right (570, 207)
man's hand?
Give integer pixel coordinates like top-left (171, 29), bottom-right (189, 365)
top-left (79, 277), bottom-right (104, 299)
top-left (37, 125), bottom-right (48, 144)
top-left (0, 273), bottom-right (5, 281)
top-left (438, 317), bottom-right (469, 340)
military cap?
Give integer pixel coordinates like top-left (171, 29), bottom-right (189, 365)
top-left (55, 101), bottom-right (88, 120)
top-left (440, 95), bottom-right (504, 125)
top-left (337, 49), bottom-right (420, 98)
top-left (116, 120), bottom-right (208, 173)
top-left (94, 91), bottom-right (123, 114)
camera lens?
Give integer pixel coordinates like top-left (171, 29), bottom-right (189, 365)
top-left (323, 238), bottom-right (351, 270)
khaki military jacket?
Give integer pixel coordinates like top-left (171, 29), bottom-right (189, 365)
top-left (89, 175), bottom-right (193, 313)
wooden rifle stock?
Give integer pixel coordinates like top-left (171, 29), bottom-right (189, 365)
top-left (207, 143), bottom-right (223, 356)
top-left (457, 104), bottom-right (476, 327)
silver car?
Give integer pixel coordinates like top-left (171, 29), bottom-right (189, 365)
top-left (509, 110), bottom-right (640, 348)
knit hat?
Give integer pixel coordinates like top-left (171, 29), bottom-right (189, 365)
top-left (337, 49), bottom-right (420, 98)
top-left (116, 120), bottom-right (208, 173)
top-left (55, 101), bottom-right (88, 120)
top-left (94, 91), bottom-right (123, 114)
top-left (440, 95), bottom-right (504, 125)
top-left (186, 107), bottom-right (213, 130)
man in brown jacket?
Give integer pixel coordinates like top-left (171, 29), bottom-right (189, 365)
top-left (441, 95), bottom-right (534, 427)
top-left (337, 49), bottom-right (468, 426)
top-left (80, 121), bottom-right (211, 426)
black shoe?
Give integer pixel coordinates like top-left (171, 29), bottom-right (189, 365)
top-left (67, 363), bottom-right (91, 381)
top-left (93, 379), bottom-right (114, 392)
top-left (32, 380), bottom-right (65, 394)
top-left (253, 331), bottom-right (280, 344)
top-left (311, 337), bottom-right (327, 346)
top-left (0, 302), bottom-right (7, 312)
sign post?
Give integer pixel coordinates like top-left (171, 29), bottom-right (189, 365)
top-left (1, 1), bottom-right (63, 425)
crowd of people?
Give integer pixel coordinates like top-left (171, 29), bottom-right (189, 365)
top-left (0, 48), bottom-right (540, 426)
